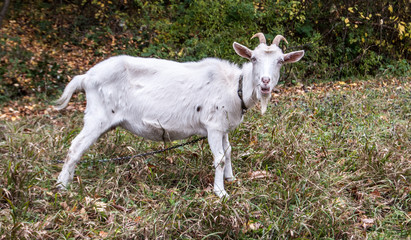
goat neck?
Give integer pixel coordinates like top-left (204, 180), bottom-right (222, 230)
top-left (239, 63), bottom-right (260, 111)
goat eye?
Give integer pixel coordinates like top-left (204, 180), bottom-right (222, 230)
top-left (277, 59), bottom-right (284, 65)
top-left (251, 57), bottom-right (257, 63)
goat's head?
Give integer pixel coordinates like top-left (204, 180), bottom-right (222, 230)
top-left (233, 33), bottom-right (304, 114)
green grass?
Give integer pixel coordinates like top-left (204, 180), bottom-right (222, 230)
top-left (1, 77), bottom-right (410, 239)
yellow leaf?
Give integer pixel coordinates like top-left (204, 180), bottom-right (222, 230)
top-left (348, 7), bottom-right (354, 13)
top-left (344, 18), bottom-right (350, 24)
top-left (360, 12), bottom-right (365, 19)
top-left (398, 23), bottom-right (405, 36)
top-left (177, 48), bottom-right (184, 57)
top-left (388, 5), bottom-right (393, 13)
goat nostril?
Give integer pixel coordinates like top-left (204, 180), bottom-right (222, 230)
top-left (262, 77), bottom-right (270, 84)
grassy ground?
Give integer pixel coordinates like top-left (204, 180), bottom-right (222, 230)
top-left (0, 77), bottom-right (410, 239)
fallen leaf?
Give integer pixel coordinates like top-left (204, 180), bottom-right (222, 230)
top-left (243, 220), bottom-right (262, 233)
top-left (134, 216), bottom-right (142, 223)
top-left (248, 170), bottom-right (272, 180)
top-left (370, 189), bottom-right (381, 197)
top-left (60, 201), bottom-right (69, 211)
top-left (85, 196), bottom-right (93, 205)
top-left (249, 221), bottom-right (261, 230)
top-left (80, 208), bottom-right (89, 221)
top-left (99, 231), bottom-right (108, 238)
top-left (94, 201), bottom-right (107, 212)
top-left (360, 217), bottom-right (374, 230)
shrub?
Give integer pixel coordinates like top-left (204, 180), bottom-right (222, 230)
top-left (0, 0), bottom-right (409, 102)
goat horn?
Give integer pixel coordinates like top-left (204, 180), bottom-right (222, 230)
top-left (251, 32), bottom-right (266, 45)
top-left (272, 35), bottom-right (288, 46)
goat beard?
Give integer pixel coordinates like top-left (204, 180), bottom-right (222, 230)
top-left (260, 95), bottom-right (270, 115)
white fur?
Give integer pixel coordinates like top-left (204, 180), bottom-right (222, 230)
top-left (56, 36), bottom-right (304, 198)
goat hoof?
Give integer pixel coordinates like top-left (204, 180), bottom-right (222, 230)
top-left (214, 189), bottom-right (229, 199)
top-left (56, 182), bottom-right (68, 191)
top-left (225, 177), bottom-right (236, 183)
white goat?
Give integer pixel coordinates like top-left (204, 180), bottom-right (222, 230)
top-left (55, 33), bottom-right (304, 198)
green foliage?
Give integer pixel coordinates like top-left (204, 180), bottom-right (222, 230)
top-left (0, 0), bottom-right (409, 103)
top-left (380, 59), bottom-right (411, 76)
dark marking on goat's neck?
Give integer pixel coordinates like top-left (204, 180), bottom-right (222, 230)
top-left (111, 109), bottom-right (115, 114)
top-left (196, 106), bottom-right (202, 112)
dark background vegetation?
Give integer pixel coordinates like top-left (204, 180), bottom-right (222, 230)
top-left (0, 0), bottom-right (410, 103)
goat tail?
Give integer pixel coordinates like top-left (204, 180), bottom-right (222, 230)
top-left (54, 75), bottom-right (86, 110)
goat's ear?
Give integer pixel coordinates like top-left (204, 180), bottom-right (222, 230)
top-left (283, 50), bottom-right (304, 64)
top-left (233, 42), bottom-right (252, 59)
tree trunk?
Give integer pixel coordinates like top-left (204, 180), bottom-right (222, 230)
top-left (0, 0), bottom-right (11, 28)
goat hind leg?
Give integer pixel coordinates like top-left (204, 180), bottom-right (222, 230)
top-left (57, 121), bottom-right (109, 189)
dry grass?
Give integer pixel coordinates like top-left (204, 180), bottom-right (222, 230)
top-left (1, 77), bottom-right (410, 239)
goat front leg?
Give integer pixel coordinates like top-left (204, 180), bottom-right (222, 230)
top-left (222, 133), bottom-right (234, 182)
top-left (208, 129), bottom-right (228, 198)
